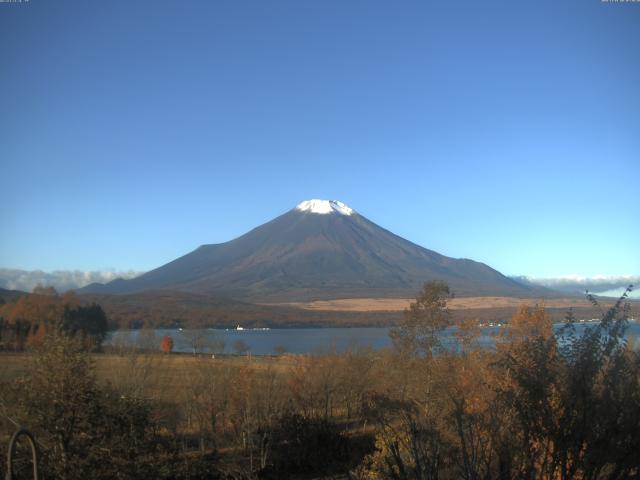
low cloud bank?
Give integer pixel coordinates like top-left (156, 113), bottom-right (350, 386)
top-left (0, 268), bottom-right (143, 293)
top-left (513, 275), bottom-right (640, 299)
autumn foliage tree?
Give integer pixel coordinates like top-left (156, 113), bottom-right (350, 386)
top-left (356, 283), bottom-right (640, 480)
top-left (492, 287), bottom-right (640, 479)
top-left (161, 335), bottom-right (174, 354)
top-left (0, 289), bottom-right (108, 351)
top-left (389, 280), bottom-right (453, 357)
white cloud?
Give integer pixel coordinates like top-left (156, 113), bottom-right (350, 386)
top-left (0, 268), bottom-right (143, 293)
top-left (515, 275), bottom-right (640, 299)
top-left (523, 275), bottom-right (639, 287)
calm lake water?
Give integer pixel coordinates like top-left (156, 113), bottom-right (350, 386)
top-left (105, 322), bottom-right (640, 355)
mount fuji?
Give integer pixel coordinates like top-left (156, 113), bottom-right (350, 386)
top-left (80, 199), bottom-right (540, 301)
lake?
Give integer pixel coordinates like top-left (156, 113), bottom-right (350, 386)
top-left (105, 321), bottom-right (640, 355)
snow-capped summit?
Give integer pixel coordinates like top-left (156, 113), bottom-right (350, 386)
top-left (295, 199), bottom-right (354, 216)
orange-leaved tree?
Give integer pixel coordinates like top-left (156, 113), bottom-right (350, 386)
top-left (160, 335), bottom-right (174, 354)
top-left (389, 280), bottom-right (453, 358)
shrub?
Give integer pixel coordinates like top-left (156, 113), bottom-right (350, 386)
top-left (161, 335), bottom-right (174, 354)
top-left (266, 414), bottom-right (351, 478)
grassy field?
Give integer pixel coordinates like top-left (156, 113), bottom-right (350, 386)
top-left (268, 296), bottom-right (625, 312)
top-left (0, 351), bottom-right (298, 403)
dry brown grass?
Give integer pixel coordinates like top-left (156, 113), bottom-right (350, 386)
top-left (0, 352), bottom-right (297, 404)
top-left (267, 296), bottom-right (597, 312)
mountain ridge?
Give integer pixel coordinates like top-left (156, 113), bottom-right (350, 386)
top-left (80, 200), bottom-right (549, 301)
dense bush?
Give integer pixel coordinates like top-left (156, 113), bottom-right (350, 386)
top-left (355, 286), bottom-right (640, 480)
top-left (2, 333), bottom-right (224, 480)
top-left (264, 413), bottom-right (351, 478)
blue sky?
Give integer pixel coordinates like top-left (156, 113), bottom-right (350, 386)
top-left (1, 0), bottom-right (638, 278)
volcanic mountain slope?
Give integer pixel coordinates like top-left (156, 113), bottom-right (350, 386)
top-left (81, 199), bottom-right (543, 301)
